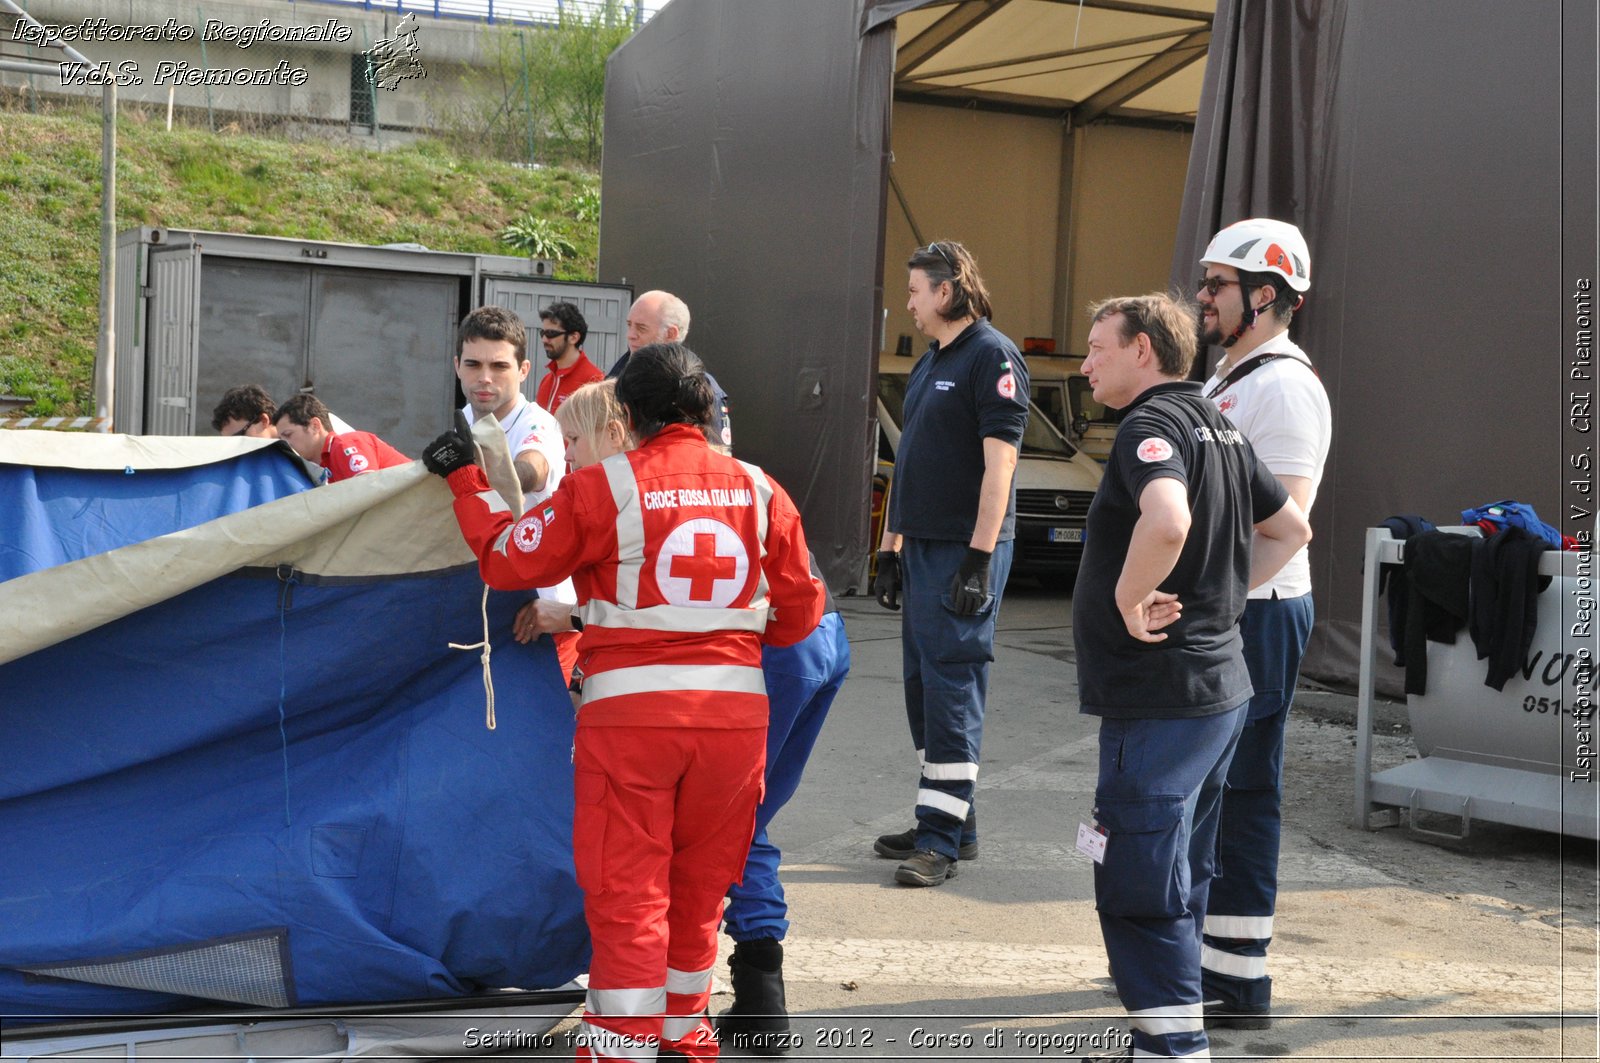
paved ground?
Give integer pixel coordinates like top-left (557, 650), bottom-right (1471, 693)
top-left (514, 584), bottom-right (1599, 1062)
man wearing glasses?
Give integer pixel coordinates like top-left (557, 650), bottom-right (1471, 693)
top-left (1194, 218), bottom-right (1331, 1032)
top-left (534, 301), bottom-right (603, 414)
top-left (212, 384), bottom-right (279, 438)
top-left (869, 240), bottom-right (1027, 888)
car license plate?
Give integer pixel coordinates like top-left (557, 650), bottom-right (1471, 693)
top-left (1049, 527), bottom-right (1083, 543)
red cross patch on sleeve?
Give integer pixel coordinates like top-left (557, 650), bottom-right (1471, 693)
top-left (1136, 437), bottom-right (1174, 463)
top-left (512, 514), bottom-right (544, 552)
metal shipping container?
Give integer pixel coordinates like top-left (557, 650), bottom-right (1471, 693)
top-left (112, 227), bottom-right (631, 455)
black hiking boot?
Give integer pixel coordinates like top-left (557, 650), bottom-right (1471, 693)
top-left (713, 938), bottom-right (792, 1055)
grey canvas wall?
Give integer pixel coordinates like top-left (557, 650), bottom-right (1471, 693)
top-left (1173, 0), bottom-right (1597, 690)
top-left (598, 0), bottom-right (892, 592)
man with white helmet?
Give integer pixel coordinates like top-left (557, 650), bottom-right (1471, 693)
top-left (1195, 218), bottom-right (1331, 1030)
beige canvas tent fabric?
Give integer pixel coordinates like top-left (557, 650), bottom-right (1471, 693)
top-left (0, 419), bottom-right (524, 666)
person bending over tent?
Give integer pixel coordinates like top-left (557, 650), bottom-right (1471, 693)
top-left (274, 394), bottom-right (409, 483)
top-left (214, 385), bottom-right (357, 439)
top-left (423, 343), bottom-right (824, 1063)
top-left (211, 384), bottom-right (280, 438)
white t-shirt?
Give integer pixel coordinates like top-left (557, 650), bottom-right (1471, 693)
top-left (1202, 331), bottom-right (1331, 600)
top-left (462, 395), bottom-right (576, 606)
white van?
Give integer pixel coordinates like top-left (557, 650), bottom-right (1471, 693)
top-left (1025, 355), bottom-right (1118, 464)
top-left (875, 353), bottom-right (1103, 587)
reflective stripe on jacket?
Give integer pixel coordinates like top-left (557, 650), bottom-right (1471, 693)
top-left (447, 423), bottom-right (823, 728)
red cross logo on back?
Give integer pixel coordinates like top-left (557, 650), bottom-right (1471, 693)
top-left (656, 518), bottom-right (750, 608)
top-left (670, 533), bottom-right (738, 601)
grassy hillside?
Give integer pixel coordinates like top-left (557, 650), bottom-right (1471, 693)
top-left (0, 108), bottom-right (600, 416)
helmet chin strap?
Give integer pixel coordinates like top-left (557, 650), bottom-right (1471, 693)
top-left (1221, 285), bottom-right (1259, 349)
top-left (1219, 285), bottom-right (1304, 350)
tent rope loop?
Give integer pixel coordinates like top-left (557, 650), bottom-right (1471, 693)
top-left (449, 584), bottom-right (497, 730)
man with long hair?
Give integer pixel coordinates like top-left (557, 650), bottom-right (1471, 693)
top-left (870, 240), bottom-right (1028, 888)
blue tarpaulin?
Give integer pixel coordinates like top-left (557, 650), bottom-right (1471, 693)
top-left (0, 444), bottom-right (314, 582)
top-left (0, 433), bottom-right (587, 1019)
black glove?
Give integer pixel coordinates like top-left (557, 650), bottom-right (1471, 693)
top-left (947, 547), bottom-right (992, 615)
top-left (871, 550), bottom-right (902, 611)
top-left (422, 422), bottom-right (477, 477)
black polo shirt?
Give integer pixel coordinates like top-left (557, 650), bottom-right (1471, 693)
top-left (1073, 381), bottom-right (1288, 719)
top-left (887, 319), bottom-right (1030, 543)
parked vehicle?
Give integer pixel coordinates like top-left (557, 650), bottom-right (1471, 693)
top-left (875, 353), bottom-right (1103, 587)
top-left (1025, 355), bottom-right (1118, 464)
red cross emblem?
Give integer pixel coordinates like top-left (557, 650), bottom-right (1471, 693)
top-left (1136, 437), bottom-right (1174, 463)
top-left (512, 514), bottom-right (543, 552)
top-left (670, 533), bottom-right (738, 601)
top-left (656, 518), bottom-right (749, 607)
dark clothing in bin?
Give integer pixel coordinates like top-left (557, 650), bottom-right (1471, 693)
top-left (1377, 514), bottom-right (1435, 665)
top-left (1469, 526), bottom-right (1551, 692)
top-left (1400, 531), bottom-right (1473, 696)
top-left (1389, 527), bottom-right (1549, 696)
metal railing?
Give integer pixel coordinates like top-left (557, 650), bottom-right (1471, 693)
top-left (302, 0), bottom-right (657, 28)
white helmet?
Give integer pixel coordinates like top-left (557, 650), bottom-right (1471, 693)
top-left (1201, 218), bottom-right (1311, 292)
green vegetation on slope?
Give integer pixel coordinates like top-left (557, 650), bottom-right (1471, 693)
top-left (0, 109), bottom-right (599, 416)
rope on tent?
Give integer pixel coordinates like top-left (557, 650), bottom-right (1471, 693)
top-left (449, 584), bottom-right (497, 730)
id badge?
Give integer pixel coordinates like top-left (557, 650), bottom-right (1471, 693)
top-left (1076, 820), bottom-right (1108, 864)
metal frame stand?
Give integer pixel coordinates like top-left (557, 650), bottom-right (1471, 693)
top-left (1354, 526), bottom-right (1598, 841)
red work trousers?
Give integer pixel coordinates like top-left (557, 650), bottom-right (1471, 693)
top-left (553, 629), bottom-right (580, 684)
top-left (572, 724), bottom-right (765, 1062)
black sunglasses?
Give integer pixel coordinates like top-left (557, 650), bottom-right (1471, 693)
top-left (538, 328), bottom-right (571, 339)
top-left (924, 242), bottom-right (956, 272)
top-left (1197, 276), bottom-right (1241, 296)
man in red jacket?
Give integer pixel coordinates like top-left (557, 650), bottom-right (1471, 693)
top-left (424, 343), bottom-right (823, 1062)
top-left (535, 300), bottom-right (605, 413)
top-left (273, 394), bottom-right (409, 483)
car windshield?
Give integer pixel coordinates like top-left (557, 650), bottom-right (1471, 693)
top-left (1067, 374), bottom-right (1119, 425)
top-left (1031, 380), bottom-right (1069, 435)
top-left (879, 371), bottom-right (1076, 459)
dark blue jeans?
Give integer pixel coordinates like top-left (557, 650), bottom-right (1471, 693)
top-left (899, 537), bottom-right (1013, 860)
top-left (1202, 593), bottom-right (1315, 1009)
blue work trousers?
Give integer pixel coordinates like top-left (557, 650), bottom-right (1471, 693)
top-left (1094, 703), bottom-right (1248, 1059)
top-left (1202, 594), bottom-right (1314, 1010)
top-left (900, 537), bottom-right (1013, 860)
top-left (723, 611), bottom-right (852, 942)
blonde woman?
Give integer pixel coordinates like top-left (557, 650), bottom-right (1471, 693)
top-left (512, 382), bottom-right (632, 649)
